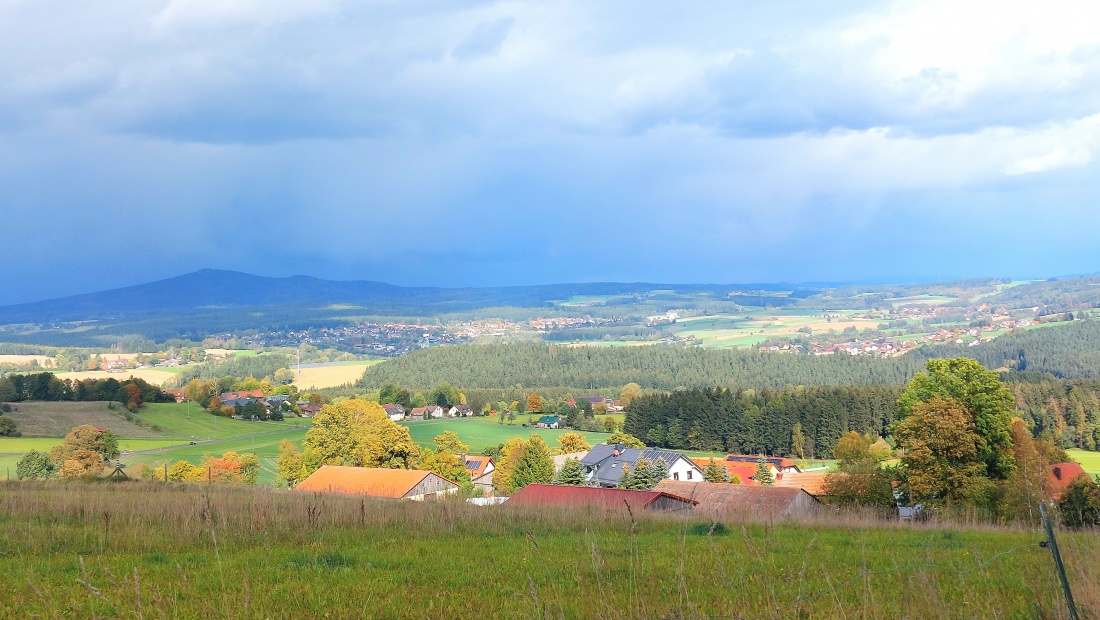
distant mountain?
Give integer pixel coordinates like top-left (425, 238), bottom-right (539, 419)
top-left (0, 269), bottom-right (789, 345)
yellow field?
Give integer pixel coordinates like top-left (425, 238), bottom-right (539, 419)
top-left (292, 362), bottom-right (380, 390)
top-left (52, 368), bottom-right (178, 386)
top-left (0, 354), bottom-right (54, 366)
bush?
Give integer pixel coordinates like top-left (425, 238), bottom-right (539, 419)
top-left (1057, 475), bottom-right (1100, 528)
top-left (0, 416), bottom-right (20, 437)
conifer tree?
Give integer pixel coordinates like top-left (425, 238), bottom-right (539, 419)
top-left (553, 457), bottom-right (586, 486)
top-left (755, 454), bottom-right (775, 485)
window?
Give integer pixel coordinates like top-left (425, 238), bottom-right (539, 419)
top-left (687, 470), bottom-right (693, 480)
top-left (673, 472), bottom-right (680, 480)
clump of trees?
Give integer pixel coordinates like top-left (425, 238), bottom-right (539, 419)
top-left (15, 424), bottom-right (120, 479)
top-left (0, 373), bottom-right (172, 407)
top-left (139, 452), bottom-right (260, 485)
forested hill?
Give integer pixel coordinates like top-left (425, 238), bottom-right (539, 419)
top-left (356, 343), bottom-right (926, 391)
top-left (909, 319), bottom-right (1100, 378)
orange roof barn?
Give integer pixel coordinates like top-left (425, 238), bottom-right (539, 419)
top-left (295, 466), bottom-right (458, 500)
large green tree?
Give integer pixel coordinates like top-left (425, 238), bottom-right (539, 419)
top-left (16, 450), bottom-right (55, 480)
top-left (509, 435), bottom-right (555, 491)
top-left (301, 399), bottom-right (419, 475)
top-left (897, 358), bottom-right (1015, 479)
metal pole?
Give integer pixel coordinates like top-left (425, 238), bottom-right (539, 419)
top-left (1039, 502), bottom-right (1079, 620)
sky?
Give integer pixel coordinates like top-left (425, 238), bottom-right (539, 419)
top-left (2, 0), bottom-right (1100, 304)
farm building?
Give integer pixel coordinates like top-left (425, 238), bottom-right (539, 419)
top-left (506, 484), bottom-right (696, 512)
top-left (295, 466), bottom-right (458, 500)
top-left (581, 444), bottom-right (704, 487)
top-left (381, 404), bottom-right (406, 421)
top-left (774, 471), bottom-right (829, 496)
top-left (463, 455), bottom-right (496, 493)
top-left (654, 481), bottom-right (820, 518)
top-left (536, 415), bottom-right (561, 428)
top-left (690, 458), bottom-right (760, 484)
top-left (718, 455), bottom-right (801, 475)
top-left (1048, 462), bottom-right (1089, 500)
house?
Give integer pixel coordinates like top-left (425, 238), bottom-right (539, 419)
top-left (426, 405), bottom-right (445, 419)
top-left (690, 458), bottom-right (761, 484)
top-left (553, 451), bottom-right (589, 471)
top-left (536, 415), bottom-right (561, 429)
top-left (167, 390), bottom-right (186, 403)
top-left (409, 407), bottom-right (426, 421)
top-left (1049, 462), bottom-right (1090, 500)
top-left (506, 484), bottom-right (696, 512)
top-left (381, 403), bottom-right (406, 421)
top-left (654, 480), bottom-right (820, 518)
top-left (463, 455), bottom-right (496, 493)
top-left (449, 404), bottom-right (473, 417)
top-left (300, 404), bottom-right (321, 417)
top-left (263, 395), bottom-right (290, 410)
top-left (580, 444), bottom-right (704, 488)
top-left (295, 466), bottom-right (458, 500)
top-left (719, 455), bottom-right (801, 476)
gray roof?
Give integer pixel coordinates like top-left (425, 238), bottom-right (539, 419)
top-left (580, 444), bottom-right (700, 487)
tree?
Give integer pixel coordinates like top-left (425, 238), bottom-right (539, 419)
top-left (602, 417), bottom-right (617, 433)
top-left (606, 431), bottom-right (645, 448)
top-left (301, 400), bottom-right (420, 476)
top-left (790, 423), bottom-right (805, 460)
top-left (59, 449), bottom-right (106, 478)
top-left (0, 416), bottom-right (20, 437)
top-left (239, 453), bottom-right (260, 485)
top-left (823, 433), bottom-right (895, 509)
top-left (16, 450), bottom-right (55, 479)
top-left (50, 425), bottom-right (106, 464)
top-left (411, 392), bottom-right (427, 408)
top-left (1001, 419), bottom-right (1052, 523)
top-left (1057, 474), bottom-right (1100, 528)
top-left (168, 460), bottom-right (201, 482)
top-left (276, 439), bottom-right (303, 487)
top-left (124, 382), bottom-right (143, 410)
top-left (620, 383), bottom-right (642, 408)
top-left (418, 448), bottom-right (475, 496)
top-left (754, 454), bottom-right (774, 485)
top-left (553, 457), bottom-right (586, 486)
top-left (868, 437), bottom-right (893, 462)
top-left (703, 458), bottom-right (730, 483)
top-left (434, 430), bottom-right (469, 455)
top-left (273, 368), bottom-right (295, 386)
top-left (526, 393), bottom-right (543, 413)
top-left (509, 435), bottom-right (555, 491)
top-left (833, 431), bottom-right (872, 465)
top-left (898, 358), bottom-right (1016, 479)
top-left (557, 432), bottom-right (591, 454)
top-left (619, 457), bottom-right (669, 490)
top-left (492, 437), bottom-right (527, 494)
top-left (100, 430), bottom-right (120, 460)
top-left (894, 396), bottom-right (990, 507)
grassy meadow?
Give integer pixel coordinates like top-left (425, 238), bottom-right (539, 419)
top-left (400, 417), bottom-right (607, 453)
top-left (666, 310), bottom-right (882, 349)
top-left (0, 482), bottom-right (1096, 619)
top-left (1067, 448), bottom-right (1100, 476)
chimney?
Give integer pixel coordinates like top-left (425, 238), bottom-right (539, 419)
top-left (1053, 466), bottom-right (1062, 481)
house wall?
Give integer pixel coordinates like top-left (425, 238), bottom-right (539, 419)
top-left (667, 458), bottom-right (702, 483)
top-left (785, 491), bottom-right (821, 517)
top-left (472, 470), bottom-right (494, 492)
top-left (404, 474), bottom-right (459, 500)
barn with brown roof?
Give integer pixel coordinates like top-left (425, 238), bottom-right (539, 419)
top-left (295, 465), bottom-right (458, 500)
top-left (654, 480), bottom-right (820, 517)
top-left (506, 484), bottom-right (697, 512)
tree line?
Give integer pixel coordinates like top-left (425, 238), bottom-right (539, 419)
top-left (623, 385), bottom-right (903, 458)
top-left (0, 372), bottom-right (173, 408)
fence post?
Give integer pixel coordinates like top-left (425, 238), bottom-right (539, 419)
top-left (1039, 502), bottom-right (1079, 620)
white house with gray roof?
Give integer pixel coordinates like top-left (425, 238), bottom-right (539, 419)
top-left (580, 444), bottom-right (704, 488)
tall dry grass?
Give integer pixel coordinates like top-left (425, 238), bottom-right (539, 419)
top-left (0, 480), bottom-right (1096, 619)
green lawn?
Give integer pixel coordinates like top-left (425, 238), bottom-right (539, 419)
top-left (134, 402), bottom-right (310, 441)
top-left (1068, 448), bottom-right (1100, 476)
top-left (121, 427), bottom-right (310, 485)
top-left (400, 417), bottom-right (607, 453)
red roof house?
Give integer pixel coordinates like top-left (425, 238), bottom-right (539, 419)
top-left (1049, 462), bottom-right (1090, 500)
top-left (506, 484), bottom-right (696, 512)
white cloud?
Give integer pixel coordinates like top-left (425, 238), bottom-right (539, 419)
top-left (1006, 148), bottom-right (1092, 176)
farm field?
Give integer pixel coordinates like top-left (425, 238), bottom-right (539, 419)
top-left (667, 310), bottom-right (882, 349)
top-left (51, 367), bottom-right (181, 386)
top-left (120, 427), bottom-right (310, 485)
top-left (1, 483), bottom-right (1096, 619)
top-left (1067, 448), bottom-right (1100, 476)
top-left (292, 360), bottom-right (382, 390)
top-left (133, 403), bottom-right (310, 440)
top-left (0, 354), bottom-right (54, 366)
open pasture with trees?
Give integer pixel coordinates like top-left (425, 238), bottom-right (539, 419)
top-left (0, 401), bottom-right (164, 438)
top-left (667, 310), bottom-right (881, 349)
top-left (0, 483), bottom-right (1096, 619)
top-left (52, 368), bottom-right (180, 386)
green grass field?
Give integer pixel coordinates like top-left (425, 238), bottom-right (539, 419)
top-left (400, 417), bottom-right (608, 453)
top-left (1, 483), bottom-right (1096, 619)
top-left (134, 402), bottom-right (310, 440)
top-left (1067, 448), bottom-right (1100, 476)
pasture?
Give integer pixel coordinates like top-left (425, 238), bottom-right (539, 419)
top-left (133, 402), bottom-right (309, 441)
top-left (1067, 448), bottom-right (1100, 476)
top-left (0, 483), bottom-right (1096, 619)
top-left (400, 417), bottom-right (608, 453)
top-left (1, 401), bottom-right (164, 438)
top-left (292, 360), bottom-right (382, 390)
